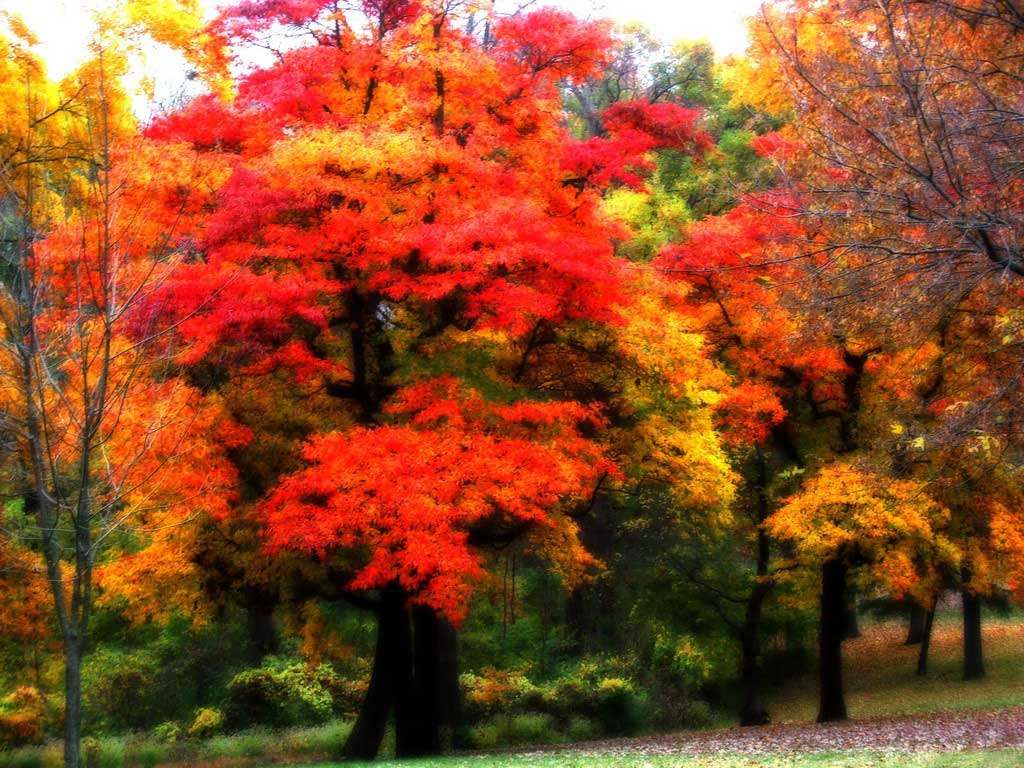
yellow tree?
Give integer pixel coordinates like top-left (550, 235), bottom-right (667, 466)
top-left (767, 461), bottom-right (955, 721)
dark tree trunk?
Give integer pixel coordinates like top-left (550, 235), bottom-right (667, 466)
top-left (342, 587), bottom-right (404, 760)
top-left (841, 586), bottom-right (860, 639)
top-left (916, 605), bottom-right (936, 676)
top-left (245, 597), bottom-right (279, 664)
top-left (906, 603), bottom-right (928, 645)
top-left (817, 557), bottom-right (849, 723)
top-left (962, 567), bottom-right (985, 680)
top-left (435, 616), bottom-right (464, 747)
top-left (738, 586), bottom-right (770, 726)
top-left (64, 636), bottom-right (83, 768)
top-left (401, 605), bottom-right (443, 757)
top-left (739, 468), bottom-right (772, 727)
top-left (391, 598), bottom-right (425, 759)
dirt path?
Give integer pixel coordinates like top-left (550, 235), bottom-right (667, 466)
top-left (540, 707), bottom-right (1024, 756)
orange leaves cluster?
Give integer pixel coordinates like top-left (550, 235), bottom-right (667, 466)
top-left (768, 462), bottom-right (954, 598)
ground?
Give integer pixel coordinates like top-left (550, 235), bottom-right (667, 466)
top-left (287, 614), bottom-right (1024, 768)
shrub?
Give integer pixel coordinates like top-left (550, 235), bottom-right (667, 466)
top-left (225, 663), bottom-right (334, 728)
top-left (150, 722), bottom-right (181, 745)
top-left (509, 713), bottom-right (556, 745)
top-left (594, 677), bottom-right (643, 736)
top-left (0, 746), bottom-right (43, 768)
top-left (187, 707), bottom-right (224, 739)
top-left (464, 719), bottom-right (501, 750)
top-left (0, 688), bottom-right (44, 748)
top-left (565, 716), bottom-right (597, 742)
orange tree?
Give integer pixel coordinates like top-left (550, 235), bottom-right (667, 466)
top-left (738, 0), bottom-right (1024, 687)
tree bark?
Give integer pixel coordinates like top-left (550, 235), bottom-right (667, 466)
top-left (916, 605), bottom-right (935, 676)
top-left (906, 603), bottom-right (927, 645)
top-left (245, 597), bottom-right (279, 664)
top-left (64, 637), bottom-right (82, 768)
top-left (738, 584), bottom-right (770, 726)
top-left (841, 586), bottom-right (860, 639)
top-left (817, 557), bottom-right (849, 723)
top-left (401, 605), bottom-right (442, 757)
top-left (739, 478), bottom-right (772, 728)
top-left (342, 587), bottom-right (404, 760)
top-left (962, 567), bottom-right (985, 680)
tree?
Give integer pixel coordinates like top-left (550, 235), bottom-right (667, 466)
top-left (144, 0), bottom-right (727, 757)
top-left (0, 17), bottom-right (238, 766)
top-left (767, 461), bottom-right (954, 721)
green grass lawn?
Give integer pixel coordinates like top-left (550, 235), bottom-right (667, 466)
top-left (288, 750), bottom-right (1024, 768)
top-left (765, 610), bottom-right (1024, 721)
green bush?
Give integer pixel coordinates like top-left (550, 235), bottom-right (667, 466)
top-left (0, 747), bottom-right (43, 768)
top-left (565, 716), bottom-right (598, 742)
top-left (226, 662), bottom-right (334, 728)
top-left (509, 713), bottom-right (556, 745)
top-left (83, 650), bottom-right (159, 732)
top-left (465, 719), bottom-right (502, 750)
top-left (150, 722), bottom-right (180, 745)
top-left (594, 677), bottom-right (643, 736)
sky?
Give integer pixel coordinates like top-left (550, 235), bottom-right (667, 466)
top-left (2, 0), bottom-right (762, 80)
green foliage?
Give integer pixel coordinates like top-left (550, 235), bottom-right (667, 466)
top-left (149, 723), bottom-right (180, 745)
top-left (593, 678), bottom-right (643, 736)
top-left (225, 661), bottom-right (334, 729)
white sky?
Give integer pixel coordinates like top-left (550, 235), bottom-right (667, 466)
top-left (3, 0), bottom-right (761, 81)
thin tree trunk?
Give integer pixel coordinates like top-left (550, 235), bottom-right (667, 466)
top-left (916, 605), bottom-right (935, 676)
top-left (962, 567), bottom-right (985, 680)
top-left (906, 603), bottom-right (927, 645)
top-left (739, 470), bottom-right (772, 728)
top-left (817, 557), bottom-right (848, 723)
top-left (738, 587), bottom-right (770, 726)
top-left (64, 636), bottom-right (82, 768)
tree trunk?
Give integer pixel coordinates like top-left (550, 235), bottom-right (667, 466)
top-left (435, 616), bottom-right (464, 747)
top-left (401, 606), bottom-right (442, 757)
top-left (841, 586), bottom-right (860, 639)
top-left (245, 598), bottom-right (279, 664)
top-left (962, 568), bottom-right (985, 681)
top-left (905, 603), bottom-right (927, 645)
top-left (342, 587), bottom-right (404, 760)
top-left (739, 495), bottom-right (772, 727)
top-left (738, 587), bottom-right (770, 726)
top-left (916, 605), bottom-right (935, 676)
top-left (64, 636), bottom-right (82, 768)
top-left (817, 557), bottom-right (848, 723)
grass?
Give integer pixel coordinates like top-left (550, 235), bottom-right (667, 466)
top-left (0, 720), bottom-right (352, 768)
top-left (286, 751), bottom-right (1024, 768)
top-left (765, 609), bottom-right (1024, 722)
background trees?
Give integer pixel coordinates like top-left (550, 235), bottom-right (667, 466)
top-left (0, 1), bottom-right (1022, 764)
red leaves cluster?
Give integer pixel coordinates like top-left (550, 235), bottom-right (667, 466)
top-left (565, 100), bottom-right (713, 189)
top-left (262, 379), bottom-right (613, 621)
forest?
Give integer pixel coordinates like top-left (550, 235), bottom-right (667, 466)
top-left (0, 1), bottom-right (1023, 767)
